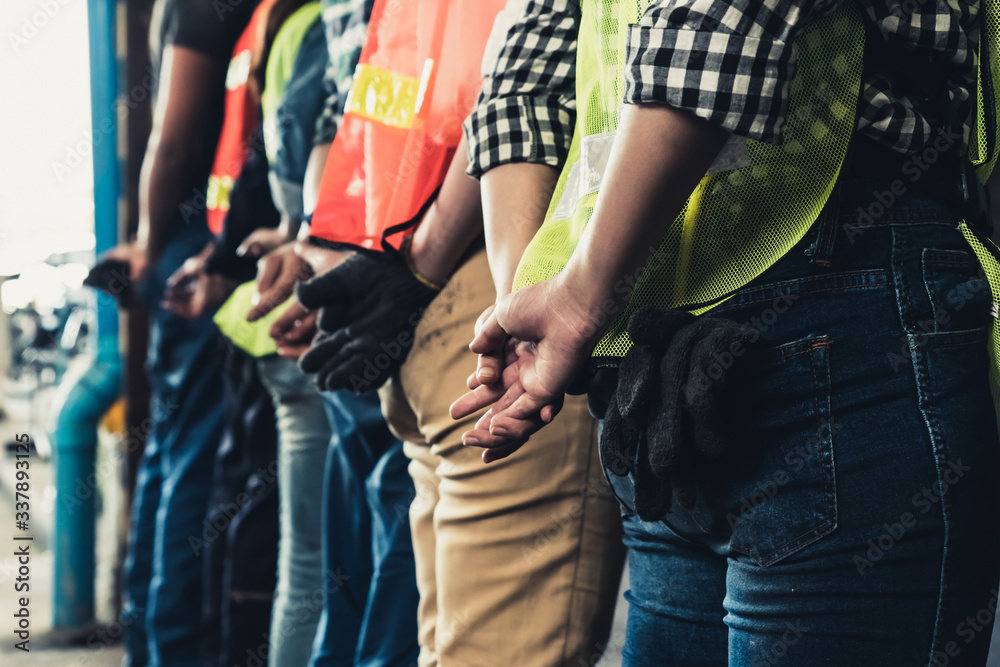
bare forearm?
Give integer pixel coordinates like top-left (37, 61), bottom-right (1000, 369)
top-left (480, 163), bottom-right (560, 297)
top-left (137, 136), bottom-right (206, 257)
top-left (136, 46), bottom-right (224, 259)
top-left (563, 103), bottom-right (730, 315)
top-left (408, 137), bottom-right (484, 285)
top-left (303, 142), bottom-right (332, 217)
top-left (277, 214), bottom-right (302, 240)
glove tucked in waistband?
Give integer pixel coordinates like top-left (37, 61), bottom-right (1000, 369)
top-left (600, 306), bottom-right (758, 522)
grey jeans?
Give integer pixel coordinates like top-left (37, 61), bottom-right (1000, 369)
top-left (257, 356), bottom-right (331, 667)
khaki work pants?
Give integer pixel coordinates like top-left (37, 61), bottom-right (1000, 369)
top-left (380, 248), bottom-right (626, 667)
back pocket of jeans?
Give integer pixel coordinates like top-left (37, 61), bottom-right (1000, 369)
top-left (722, 335), bottom-right (838, 567)
top-left (922, 248), bottom-right (990, 334)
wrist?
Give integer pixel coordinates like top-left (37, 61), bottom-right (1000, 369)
top-left (294, 240), bottom-right (347, 277)
top-left (407, 210), bottom-right (457, 286)
top-left (555, 264), bottom-right (620, 346)
top-left (403, 235), bottom-right (445, 291)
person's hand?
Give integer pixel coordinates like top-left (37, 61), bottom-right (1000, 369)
top-left (450, 274), bottom-right (597, 462)
top-left (295, 241), bottom-right (351, 275)
top-left (237, 228), bottom-right (288, 259)
top-left (162, 253), bottom-right (237, 318)
top-left (247, 243), bottom-right (314, 322)
top-left (100, 241), bottom-right (149, 286)
top-left (269, 299), bottom-right (319, 360)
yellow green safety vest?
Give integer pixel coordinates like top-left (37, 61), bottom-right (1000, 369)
top-left (213, 6), bottom-right (324, 358)
top-left (513, 0), bottom-right (1000, 425)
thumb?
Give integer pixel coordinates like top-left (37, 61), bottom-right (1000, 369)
top-left (491, 287), bottom-right (545, 343)
top-left (469, 306), bottom-right (507, 356)
top-left (254, 255), bottom-right (280, 294)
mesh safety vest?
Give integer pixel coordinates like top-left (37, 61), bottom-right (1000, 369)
top-left (514, 2), bottom-right (997, 340)
top-left (261, 1), bottom-right (323, 149)
top-left (513, 0), bottom-right (1000, 428)
top-left (205, 0), bottom-right (276, 235)
top-left (214, 3), bottom-right (321, 359)
top-left (309, 0), bottom-right (507, 251)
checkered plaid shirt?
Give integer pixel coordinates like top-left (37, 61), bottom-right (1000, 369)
top-left (465, 0), bottom-right (980, 177)
top-left (315, 0), bottom-right (374, 145)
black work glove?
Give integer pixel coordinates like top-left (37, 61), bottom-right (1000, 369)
top-left (600, 306), bottom-right (756, 521)
top-left (296, 252), bottom-right (440, 393)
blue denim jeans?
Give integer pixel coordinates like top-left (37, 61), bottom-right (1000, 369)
top-left (309, 390), bottom-right (419, 667)
top-left (123, 223), bottom-right (226, 667)
top-left (257, 356), bottom-right (332, 667)
top-left (605, 180), bottom-right (1000, 666)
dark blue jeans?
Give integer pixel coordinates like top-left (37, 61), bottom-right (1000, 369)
top-left (123, 223), bottom-right (226, 667)
top-left (310, 390), bottom-right (419, 667)
top-left (605, 180), bottom-right (1000, 666)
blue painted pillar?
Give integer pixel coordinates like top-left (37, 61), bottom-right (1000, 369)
top-left (50, 0), bottom-right (122, 630)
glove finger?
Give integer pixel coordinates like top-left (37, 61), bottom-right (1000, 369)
top-left (686, 321), bottom-right (757, 459)
top-left (615, 344), bottom-right (657, 418)
top-left (634, 453), bottom-right (673, 521)
top-left (296, 261), bottom-right (352, 310)
top-left (686, 326), bottom-right (734, 459)
top-left (298, 329), bottom-right (351, 375)
top-left (317, 337), bottom-right (399, 393)
top-left (645, 319), bottom-right (716, 479)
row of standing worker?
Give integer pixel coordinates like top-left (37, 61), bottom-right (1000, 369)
top-left (91, 0), bottom-right (1000, 665)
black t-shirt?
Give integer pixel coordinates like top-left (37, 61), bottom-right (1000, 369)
top-left (150, 0), bottom-right (262, 88)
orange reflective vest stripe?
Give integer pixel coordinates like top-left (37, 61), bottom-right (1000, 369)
top-left (206, 0), bottom-right (277, 235)
top-left (309, 0), bottom-right (507, 251)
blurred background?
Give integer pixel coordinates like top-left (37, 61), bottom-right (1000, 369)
top-left (1, 0), bottom-right (138, 663)
top-left (1, 1), bottom-right (1000, 666)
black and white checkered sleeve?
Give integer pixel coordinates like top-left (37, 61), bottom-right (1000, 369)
top-left (623, 0), bottom-right (839, 143)
top-left (464, 0), bottom-right (581, 179)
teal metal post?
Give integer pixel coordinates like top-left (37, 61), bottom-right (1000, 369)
top-left (50, 0), bottom-right (122, 629)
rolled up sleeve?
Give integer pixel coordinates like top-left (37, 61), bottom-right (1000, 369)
top-left (464, 0), bottom-right (581, 178)
top-left (623, 0), bottom-right (839, 143)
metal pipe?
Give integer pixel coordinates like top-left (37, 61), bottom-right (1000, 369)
top-left (49, 0), bottom-right (122, 630)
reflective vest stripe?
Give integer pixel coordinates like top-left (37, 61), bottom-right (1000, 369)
top-left (206, 0), bottom-right (277, 235)
top-left (344, 62), bottom-right (433, 130)
top-left (309, 0), bottom-right (507, 251)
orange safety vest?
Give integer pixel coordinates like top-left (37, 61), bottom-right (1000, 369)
top-left (309, 0), bottom-right (506, 251)
top-left (205, 0), bottom-right (277, 235)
